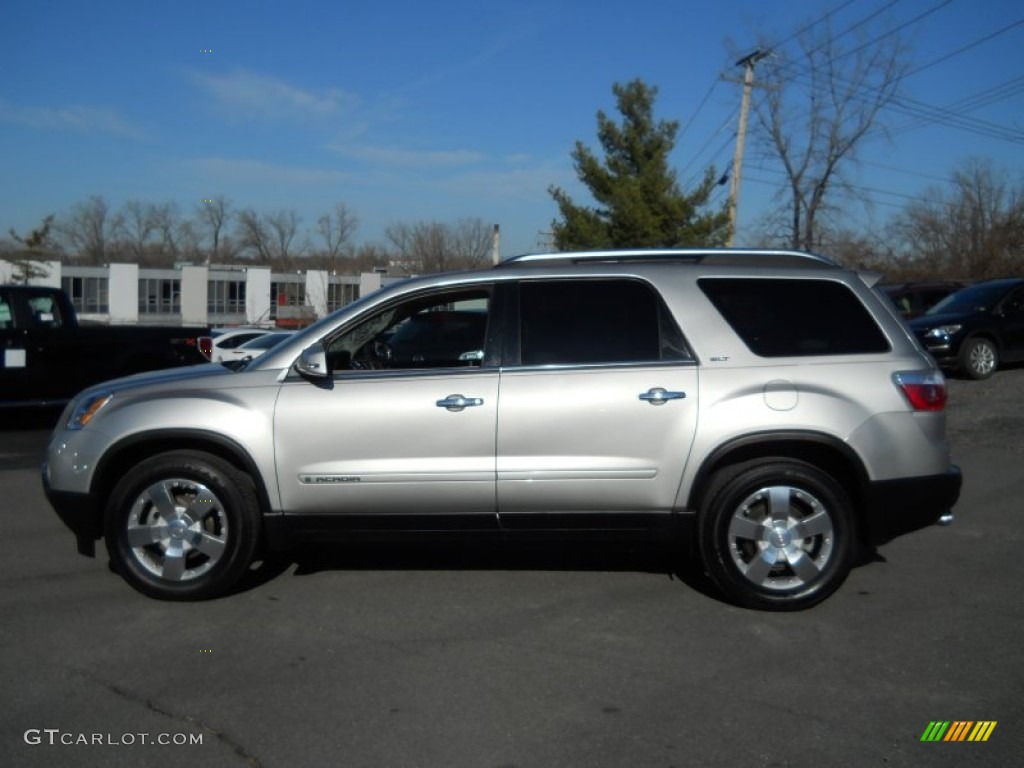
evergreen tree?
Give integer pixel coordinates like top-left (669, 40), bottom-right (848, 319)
top-left (549, 79), bottom-right (729, 250)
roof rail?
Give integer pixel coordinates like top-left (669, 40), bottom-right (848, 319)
top-left (495, 248), bottom-right (839, 269)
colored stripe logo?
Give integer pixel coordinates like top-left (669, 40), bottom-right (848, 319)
top-left (921, 721), bottom-right (997, 742)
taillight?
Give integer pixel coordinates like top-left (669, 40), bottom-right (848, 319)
top-left (893, 370), bottom-right (947, 411)
top-left (198, 336), bottom-right (213, 361)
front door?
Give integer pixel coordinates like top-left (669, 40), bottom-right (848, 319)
top-left (274, 286), bottom-right (499, 529)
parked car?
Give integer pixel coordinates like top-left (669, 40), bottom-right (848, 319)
top-left (43, 249), bottom-right (961, 610)
top-left (880, 281), bottom-right (963, 319)
top-left (1, 284), bottom-right (207, 411)
top-left (218, 331), bottom-right (295, 364)
top-left (198, 328), bottom-right (275, 363)
top-left (908, 277), bottom-right (1024, 379)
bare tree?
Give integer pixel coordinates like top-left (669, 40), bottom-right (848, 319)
top-left (196, 196), bottom-right (233, 264)
top-left (317, 202), bottom-right (359, 272)
top-left (234, 208), bottom-right (303, 266)
top-left (889, 158), bottom-right (1024, 279)
top-left (265, 209), bottom-right (303, 265)
top-left (349, 242), bottom-right (394, 273)
top-left (449, 218), bottom-right (494, 268)
top-left (235, 208), bottom-right (272, 262)
top-left (56, 196), bottom-right (119, 264)
top-left (150, 202), bottom-right (193, 263)
top-left (118, 200), bottom-right (157, 262)
top-left (7, 214), bottom-right (57, 283)
top-left (385, 218), bottom-right (493, 274)
top-left (751, 21), bottom-right (907, 250)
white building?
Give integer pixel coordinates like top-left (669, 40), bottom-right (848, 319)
top-left (0, 260), bottom-right (393, 328)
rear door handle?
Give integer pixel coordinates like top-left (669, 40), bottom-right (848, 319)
top-left (436, 394), bottom-right (484, 412)
top-left (638, 387), bottom-right (686, 405)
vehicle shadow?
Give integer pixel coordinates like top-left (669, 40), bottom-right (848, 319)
top-left (236, 538), bottom-right (724, 602)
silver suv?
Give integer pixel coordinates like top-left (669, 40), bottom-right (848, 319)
top-left (43, 250), bottom-right (962, 610)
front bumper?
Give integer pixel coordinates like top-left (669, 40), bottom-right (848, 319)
top-left (42, 464), bottom-right (100, 557)
top-left (863, 464), bottom-right (962, 545)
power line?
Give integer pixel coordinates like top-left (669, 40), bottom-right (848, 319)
top-left (805, 0), bottom-right (906, 59)
top-left (677, 80), bottom-right (720, 143)
top-left (832, 0), bottom-right (953, 64)
top-left (767, 0), bottom-right (862, 51)
top-left (764, 4), bottom-right (1024, 142)
top-left (677, 109), bottom-right (736, 181)
top-left (902, 18), bottom-right (1024, 80)
top-left (765, 41), bottom-right (1024, 144)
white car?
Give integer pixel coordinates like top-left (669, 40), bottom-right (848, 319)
top-left (199, 328), bottom-right (274, 363)
top-left (218, 331), bottom-right (296, 363)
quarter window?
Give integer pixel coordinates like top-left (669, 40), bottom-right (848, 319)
top-left (699, 278), bottom-right (890, 357)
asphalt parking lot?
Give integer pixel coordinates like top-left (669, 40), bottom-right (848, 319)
top-left (2, 373), bottom-right (1022, 768)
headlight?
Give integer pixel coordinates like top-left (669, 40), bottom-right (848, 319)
top-left (925, 324), bottom-right (962, 339)
top-left (67, 392), bottom-right (113, 430)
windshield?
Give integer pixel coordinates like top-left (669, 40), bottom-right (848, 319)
top-left (927, 283), bottom-right (1006, 316)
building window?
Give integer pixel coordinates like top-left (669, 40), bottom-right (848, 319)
top-left (270, 281), bottom-right (306, 319)
top-left (138, 278), bottom-right (181, 314)
top-left (208, 279), bottom-right (246, 314)
top-left (61, 276), bottom-right (109, 314)
top-left (327, 281), bottom-right (358, 312)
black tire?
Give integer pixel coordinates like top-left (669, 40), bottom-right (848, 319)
top-left (104, 450), bottom-right (261, 600)
top-left (698, 459), bottom-right (856, 611)
top-left (959, 337), bottom-right (998, 380)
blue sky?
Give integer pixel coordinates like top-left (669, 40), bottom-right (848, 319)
top-left (1, 0), bottom-right (1022, 257)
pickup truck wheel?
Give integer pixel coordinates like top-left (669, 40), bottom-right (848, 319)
top-left (698, 460), bottom-right (855, 611)
top-left (105, 451), bottom-right (260, 600)
top-left (960, 337), bottom-right (998, 380)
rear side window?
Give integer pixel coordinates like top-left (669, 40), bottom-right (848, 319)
top-left (699, 278), bottom-right (890, 357)
top-left (518, 279), bottom-right (688, 365)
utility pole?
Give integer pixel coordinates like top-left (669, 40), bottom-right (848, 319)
top-left (726, 49), bottom-right (769, 247)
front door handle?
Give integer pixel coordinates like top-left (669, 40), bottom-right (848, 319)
top-left (436, 394), bottom-right (484, 412)
top-left (638, 387), bottom-right (686, 405)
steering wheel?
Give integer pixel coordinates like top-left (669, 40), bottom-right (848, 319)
top-left (349, 340), bottom-right (392, 370)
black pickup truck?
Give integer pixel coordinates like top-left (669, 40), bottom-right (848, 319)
top-left (1, 284), bottom-right (208, 411)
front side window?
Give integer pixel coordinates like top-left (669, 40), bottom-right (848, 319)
top-left (700, 278), bottom-right (890, 357)
top-left (517, 279), bottom-right (688, 366)
top-left (327, 288), bottom-right (490, 372)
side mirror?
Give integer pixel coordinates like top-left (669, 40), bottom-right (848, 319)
top-left (295, 343), bottom-right (329, 379)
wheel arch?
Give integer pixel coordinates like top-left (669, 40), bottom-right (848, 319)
top-left (90, 430), bottom-right (273, 534)
top-left (686, 431), bottom-right (870, 528)
top-left (960, 330), bottom-right (1002, 353)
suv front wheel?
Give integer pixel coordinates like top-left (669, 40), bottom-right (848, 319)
top-left (104, 451), bottom-right (261, 600)
top-left (699, 459), bottom-right (856, 611)
top-left (959, 337), bottom-right (998, 380)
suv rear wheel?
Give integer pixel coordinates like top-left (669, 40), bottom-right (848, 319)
top-left (699, 459), bottom-right (856, 611)
top-left (104, 451), bottom-right (261, 600)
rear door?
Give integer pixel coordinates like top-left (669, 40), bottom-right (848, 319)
top-left (495, 278), bottom-right (699, 529)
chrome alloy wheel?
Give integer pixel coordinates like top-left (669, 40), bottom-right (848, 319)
top-left (967, 340), bottom-right (997, 378)
top-left (126, 478), bottom-right (228, 582)
top-left (726, 485), bottom-right (835, 591)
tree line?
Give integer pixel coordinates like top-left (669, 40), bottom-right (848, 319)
top-left (2, 197), bottom-right (497, 278)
